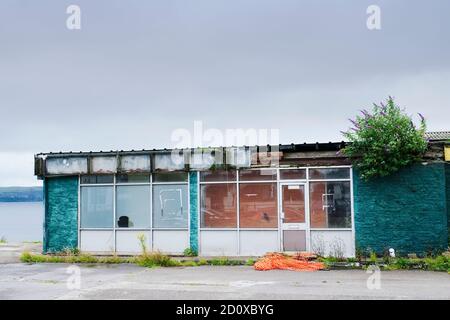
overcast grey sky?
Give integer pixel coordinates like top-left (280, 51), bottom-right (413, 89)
top-left (0, 0), bottom-right (449, 186)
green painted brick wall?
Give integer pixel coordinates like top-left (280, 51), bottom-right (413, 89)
top-left (354, 163), bottom-right (448, 256)
top-left (43, 176), bottom-right (78, 253)
top-left (189, 172), bottom-right (199, 253)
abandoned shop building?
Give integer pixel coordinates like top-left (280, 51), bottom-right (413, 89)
top-left (34, 132), bottom-right (450, 257)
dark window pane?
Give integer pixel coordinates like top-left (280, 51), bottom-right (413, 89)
top-left (153, 172), bottom-right (188, 183)
top-left (239, 183), bottom-right (278, 228)
top-left (80, 175), bottom-right (114, 184)
top-left (201, 184), bottom-right (237, 228)
top-left (116, 174), bottom-right (150, 183)
top-left (200, 170), bottom-right (237, 182)
top-left (309, 168), bottom-right (350, 180)
top-left (238, 169), bottom-right (277, 181)
top-left (309, 181), bottom-right (351, 228)
top-left (280, 169), bottom-right (306, 180)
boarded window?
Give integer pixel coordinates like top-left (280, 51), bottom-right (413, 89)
top-left (201, 184), bottom-right (237, 228)
top-left (239, 183), bottom-right (278, 228)
top-left (152, 184), bottom-right (188, 228)
top-left (309, 181), bottom-right (351, 228)
top-left (90, 156), bottom-right (117, 174)
top-left (225, 147), bottom-right (251, 168)
top-left (46, 157), bottom-right (88, 175)
top-left (119, 155), bottom-right (150, 173)
top-left (190, 149), bottom-right (222, 170)
top-left (154, 152), bottom-right (185, 171)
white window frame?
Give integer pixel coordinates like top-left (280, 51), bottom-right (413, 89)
top-left (198, 166), bottom-right (354, 255)
top-left (78, 173), bottom-right (189, 252)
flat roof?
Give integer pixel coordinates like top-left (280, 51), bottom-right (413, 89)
top-left (35, 141), bottom-right (347, 158)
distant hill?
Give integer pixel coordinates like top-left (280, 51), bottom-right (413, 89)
top-left (0, 187), bottom-right (43, 202)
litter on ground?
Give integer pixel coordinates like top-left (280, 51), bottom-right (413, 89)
top-left (253, 252), bottom-right (325, 272)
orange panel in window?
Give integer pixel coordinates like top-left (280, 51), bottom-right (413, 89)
top-left (239, 183), bottom-right (278, 228)
top-left (309, 182), bottom-right (327, 228)
top-left (282, 185), bottom-right (305, 223)
top-left (201, 184), bottom-right (237, 228)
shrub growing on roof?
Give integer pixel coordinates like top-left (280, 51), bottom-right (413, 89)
top-left (341, 97), bottom-right (427, 180)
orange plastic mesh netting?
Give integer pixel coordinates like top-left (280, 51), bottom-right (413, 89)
top-left (253, 252), bottom-right (325, 272)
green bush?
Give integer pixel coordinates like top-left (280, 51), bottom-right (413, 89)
top-left (183, 247), bottom-right (198, 257)
top-left (180, 260), bottom-right (198, 267)
top-left (135, 251), bottom-right (179, 268)
top-left (342, 97), bottom-right (427, 180)
top-left (20, 251), bottom-right (130, 264)
top-left (245, 259), bottom-right (256, 266)
top-left (424, 256), bottom-right (449, 272)
top-left (197, 259), bottom-right (209, 266)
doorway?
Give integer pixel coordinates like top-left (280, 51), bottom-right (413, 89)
top-left (280, 183), bottom-right (309, 252)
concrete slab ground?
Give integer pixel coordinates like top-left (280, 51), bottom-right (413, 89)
top-left (0, 263), bottom-right (448, 300)
top-left (0, 243), bottom-right (41, 264)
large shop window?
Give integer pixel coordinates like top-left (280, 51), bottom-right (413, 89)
top-left (239, 183), bottom-right (278, 228)
top-left (80, 186), bottom-right (114, 228)
top-left (201, 184), bottom-right (237, 228)
top-left (309, 181), bottom-right (351, 228)
top-left (116, 185), bottom-right (150, 228)
top-left (153, 184), bottom-right (188, 228)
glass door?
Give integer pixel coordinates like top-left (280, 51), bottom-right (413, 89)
top-left (280, 183), bottom-right (308, 252)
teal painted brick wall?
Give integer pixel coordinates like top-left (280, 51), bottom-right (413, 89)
top-left (189, 172), bottom-right (199, 253)
top-left (44, 177), bottom-right (78, 253)
top-left (354, 163), bottom-right (448, 256)
top-left (446, 164), bottom-right (450, 240)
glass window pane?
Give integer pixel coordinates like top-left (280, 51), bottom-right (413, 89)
top-left (80, 186), bottom-right (113, 228)
top-left (309, 168), bottom-right (350, 180)
top-left (238, 169), bottom-right (277, 181)
top-left (282, 185), bottom-right (305, 223)
top-left (239, 183), bottom-right (278, 228)
top-left (153, 184), bottom-right (188, 228)
top-left (200, 170), bottom-right (237, 182)
top-left (201, 184), bottom-right (237, 228)
top-left (280, 169), bottom-right (306, 180)
top-left (309, 181), bottom-right (351, 228)
top-left (80, 175), bottom-right (114, 184)
top-left (153, 172), bottom-right (188, 182)
top-left (116, 174), bottom-right (150, 183)
top-left (116, 185), bottom-right (150, 228)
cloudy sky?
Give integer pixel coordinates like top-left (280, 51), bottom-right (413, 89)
top-left (0, 0), bottom-right (449, 186)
